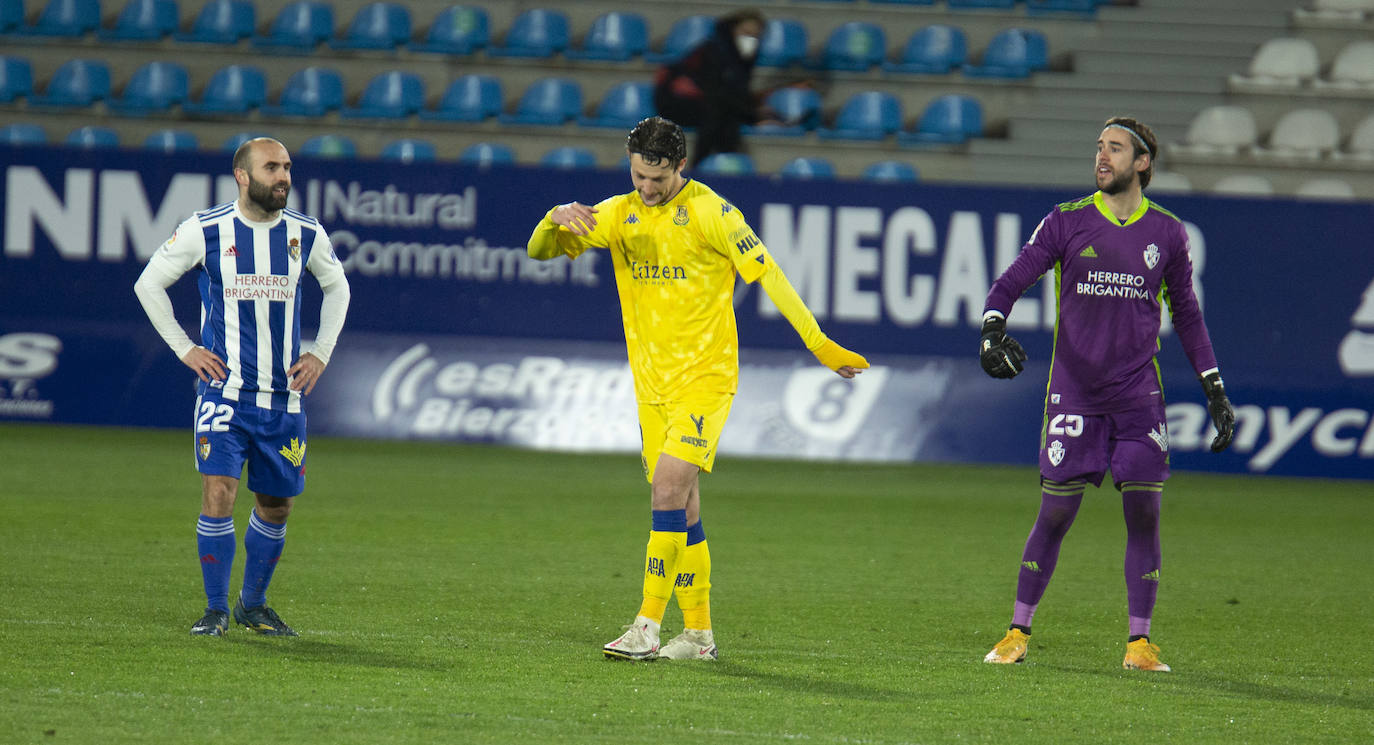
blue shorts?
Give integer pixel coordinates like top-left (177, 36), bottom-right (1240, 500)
top-left (193, 389), bottom-right (307, 498)
top-left (1039, 398), bottom-right (1170, 488)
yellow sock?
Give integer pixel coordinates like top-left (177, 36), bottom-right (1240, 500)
top-left (675, 525), bottom-right (712, 630)
top-left (637, 510), bottom-right (687, 624)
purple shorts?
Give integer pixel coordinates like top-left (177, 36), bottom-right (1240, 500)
top-left (1039, 397), bottom-right (1170, 488)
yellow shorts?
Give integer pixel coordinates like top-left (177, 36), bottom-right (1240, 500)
top-left (637, 394), bottom-right (734, 483)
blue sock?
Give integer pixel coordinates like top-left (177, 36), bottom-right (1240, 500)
top-left (196, 515), bottom-right (235, 613)
top-left (652, 509), bottom-right (688, 533)
top-left (686, 520), bottom-right (706, 546)
top-left (240, 509), bottom-right (287, 608)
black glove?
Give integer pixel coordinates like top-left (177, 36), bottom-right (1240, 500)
top-left (979, 316), bottom-right (1027, 379)
top-left (1200, 371), bottom-right (1235, 453)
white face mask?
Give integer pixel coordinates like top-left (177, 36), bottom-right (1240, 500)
top-left (735, 34), bottom-right (759, 59)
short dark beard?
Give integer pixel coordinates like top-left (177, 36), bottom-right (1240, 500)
top-left (247, 174), bottom-right (288, 213)
top-left (1098, 167), bottom-right (1135, 195)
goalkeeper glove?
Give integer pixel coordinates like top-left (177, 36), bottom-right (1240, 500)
top-left (812, 338), bottom-right (869, 372)
top-left (1200, 371), bottom-right (1235, 453)
top-left (979, 316), bottom-right (1027, 379)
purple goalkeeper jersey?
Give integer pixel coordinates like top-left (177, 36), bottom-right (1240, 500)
top-left (985, 192), bottom-right (1219, 414)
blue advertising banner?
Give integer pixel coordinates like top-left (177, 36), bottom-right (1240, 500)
top-left (2, 145), bottom-right (1371, 479)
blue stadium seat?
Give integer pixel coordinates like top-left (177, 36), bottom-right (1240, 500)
top-left (965, 28), bottom-right (1047, 78)
top-left (299, 134), bottom-right (356, 158)
top-left (818, 91), bottom-right (903, 140)
top-left (820, 22), bottom-right (886, 71)
top-left (342, 70), bottom-right (424, 119)
top-left (1, 0), bottom-right (24, 32)
top-left (65, 125), bottom-right (119, 149)
top-left (862, 160), bottom-right (920, 182)
top-left (778, 157), bottom-right (835, 180)
top-left (743, 87), bottom-right (820, 136)
top-left (948, 0), bottom-right (1016, 8)
top-left (695, 152), bottom-right (755, 176)
top-left (185, 64), bottom-right (266, 115)
top-left (332, 2), bottom-right (411, 50)
top-left (421, 74), bottom-right (502, 122)
top-left (459, 142), bottom-right (515, 167)
top-left (756, 18), bottom-right (807, 68)
top-left (143, 128), bottom-right (199, 152)
top-left (262, 66), bottom-right (344, 117)
top-left (0, 56), bottom-right (34, 103)
top-left (899, 94), bottom-right (983, 145)
top-left (487, 8), bottom-right (568, 58)
top-left (108, 60), bottom-right (189, 114)
top-left (254, 1), bottom-right (334, 51)
top-left (566, 11), bottom-right (648, 61)
top-left (381, 138), bottom-right (437, 163)
top-left (1027, 0), bottom-right (1101, 14)
top-left (101, 0), bottom-right (177, 40)
top-left (644, 15), bottom-right (713, 64)
top-left (499, 77), bottom-right (582, 126)
top-left (0, 123), bottom-right (47, 144)
top-left (24, 0), bottom-right (100, 37)
top-left (410, 5), bottom-right (488, 55)
top-left (578, 81), bottom-right (653, 128)
top-left (884, 25), bottom-right (968, 75)
top-left (221, 131), bottom-right (272, 151)
top-left (176, 0), bottom-right (254, 44)
top-left (540, 146), bottom-right (597, 169)
top-left (30, 58), bottom-right (111, 108)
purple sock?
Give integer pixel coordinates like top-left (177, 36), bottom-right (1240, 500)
top-left (1122, 486), bottom-right (1163, 638)
top-left (1011, 483), bottom-right (1085, 628)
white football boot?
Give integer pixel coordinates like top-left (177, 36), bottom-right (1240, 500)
top-left (658, 628), bottom-right (718, 661)
top-left (602, 616), bottom-right (661, 660)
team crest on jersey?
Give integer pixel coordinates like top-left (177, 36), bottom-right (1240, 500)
top-left (1143, 243), bottom-right (1160, 270)
top-left (1148, 423), bottom-right (1168, 452)
top-left (198, 436), bottom-right (211, 460)
top-left (288, 237), bottom-right (301, 261)
top-left (674, 205), bottom-right (689, 226)
top-left (1047, 439), bottom-right (1066, 466)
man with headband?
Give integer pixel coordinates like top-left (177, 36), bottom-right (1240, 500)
top-left (978, 116), bottom-right (1235, 672)
top-left (527, 116), bottom-right (868, 662)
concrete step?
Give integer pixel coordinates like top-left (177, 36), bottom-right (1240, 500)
top-left (1073, 50), bottom-right (1253, 78)
top-left (1032, 71), bottom-right (1227, 95)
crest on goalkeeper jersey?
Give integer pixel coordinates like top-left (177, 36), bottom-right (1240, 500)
top-left (1143, 243), bottom-right (1160, 270)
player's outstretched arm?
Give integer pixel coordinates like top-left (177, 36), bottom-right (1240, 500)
top-left (1199, 371), bottom-right (1235, 452)
top-left (753, 258), bottom-right (868, 378)
top-left (979, 313), bottom-right (1027, 379)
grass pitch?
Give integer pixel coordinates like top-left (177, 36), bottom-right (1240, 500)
top-left (1, 423), bottom-right (1370, 744)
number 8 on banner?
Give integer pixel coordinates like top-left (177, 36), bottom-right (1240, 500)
top-left (781, 366), bottom-right (888, 442)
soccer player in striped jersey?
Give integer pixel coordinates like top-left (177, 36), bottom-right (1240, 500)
top-left (528, 117), bottom-right (868, 661)
top-left (134, 137), bottom-right (351, 637)
top-left (978, 117), bottom-right (1235, 671)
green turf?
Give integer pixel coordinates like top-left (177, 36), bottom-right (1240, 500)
top-left (1, 423), bottom-right (1370, 744)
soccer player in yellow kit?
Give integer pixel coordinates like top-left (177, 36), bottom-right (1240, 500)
top-left (528, 117), bottom-right (869, 661)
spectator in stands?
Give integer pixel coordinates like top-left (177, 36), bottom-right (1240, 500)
top-left (652, 9), bottom-right (774, 166)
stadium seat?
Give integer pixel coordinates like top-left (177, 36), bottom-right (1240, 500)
top-left (695, 152), bottom-right (755, 176)
top-left (262, 66), bottom-right (344, 117)
top-left (499, 77), bottom-right (582, 126)
top-left (566, 11), bottom-right (648, 61)
top-left (1, 0), bottom-right (23, 32)
top-left (381, 138), bottom-right (437, 163)
top-left (143, 128), bottom-right (199, 152)
top-left (948, 0), bottom-right (1016, 8)
top-left (458, 142), bottom-right (515, 167)
top-left (487, 8), bottom-right (569, 58)
top-left (778, 157), bottom-right (836, 180)
top-left (965, 28), bottom-right (1044, 78)
top-left (818, 90), bottom-right (903, 140)
top-left (65, 125), bottom-right (119, 149)
top-left (185, 64), bottom-right (266, 115)
top-left (1146, 171), bottom-right (1192, 193)
top-left (1346, 114), bottom-right (1374, 161)
top-left (756, 18), bottom-right (807, 68)
top-left (578, 81), bottom-right (654, 128)
top-left (0, 56), bottom-right (34, 103)
top-left (1295, 178), bottom-right (1355, 200)
top-left (101, 0), bottom-right (177, 40)
top-left (108, 60), bottom-right (189, 115)
top-left (644, 15), bottom-right (713, 64)
top-left (819, 22), bottom-right (886, 71)
top-left (868, 0), bottom-right (936, 5)
top-left (540, 146), bottom-right (598, 169)
top-left (299, 134), bottom-right (356, 159)
top-left (1315, 41), bottom-right (1374, 90)
top-left (29, 58), bottom-right (111, 108)
top-left (1229, 38), bottom-right (1319, 88)
top-left (1026, 0), bottom-right (1101, 15)
top-left (884, 25), bottom-right (968, 75)
top-left (0, 122), bottom-right (47, 144)
top-left (1211, 174), bottom-right (1273, 196)
top-left (254, 1), bottom-right (334, 51)
top-left (862, 160), bottom-right (919, 182)
top-left (421, 74), bottom-right (503, 122)
top-left (332, 2), bottom-right (411, 50)
top-left (410, 5), bottom-right (488, 55)
top-left (176, 0), bottom-right (254, 44)
top-left (899, 94), bottom-right (983, 145)
top-left (24, 0), bottom-right (100, 37)
top-left (743, 86), bottom-right (821, 136)
top-left (221, 131), bottom-right (271, 151)
top-left (1256, 108), bottom-right (1340, 159)
top-left (342, 70), bottom-right (424, 119)
top-left (1175, 105), bottom-right (1258, 155)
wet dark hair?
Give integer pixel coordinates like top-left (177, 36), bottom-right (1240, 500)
top-left (1104, 116), bottom-right (1157, 189)
top-left (626, 116), bottom-right (687, 167)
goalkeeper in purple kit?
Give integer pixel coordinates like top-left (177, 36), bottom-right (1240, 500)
top-left (979, 117), bottom-right (1235, 672)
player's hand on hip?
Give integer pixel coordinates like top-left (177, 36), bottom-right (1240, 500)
top-left (979, 316), bottom-right (1026, 379)
top-left (551, 202), bottom-right (598, 235)
top-left (180, 346), bottom-right (227, 383)
top-left (1199, 371), bottom-right (1235, 452)
top-left (812, 338), bottom-right (868, 378)
top-left (288, 352), bottom-right (326, 395)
